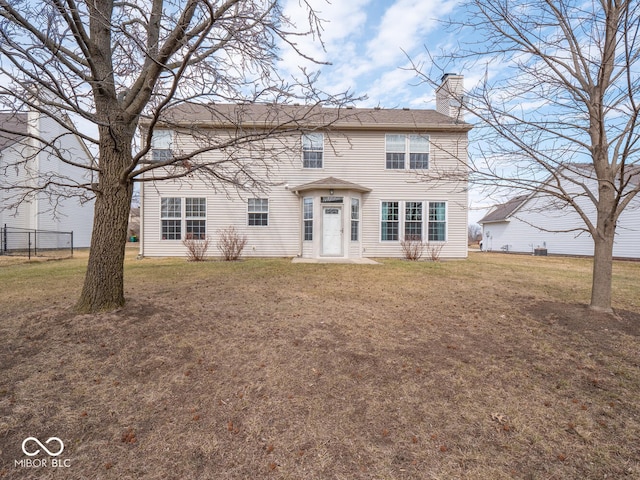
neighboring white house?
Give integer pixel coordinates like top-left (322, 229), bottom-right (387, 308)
top-left (0, 109), bottom-right (95, 251)
top-left (139, 75), bottom-right (473, 260)
top-left (478, 167), bottom-right (640, 259)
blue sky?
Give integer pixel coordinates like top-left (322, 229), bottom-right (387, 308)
top-left (280, 0), bottom-right (489, 222)
top-left (279, 0), bottom-right (462, 108)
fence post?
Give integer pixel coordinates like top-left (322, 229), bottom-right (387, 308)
top-left (71, 231), bottom-right (74, 256)
top-left (34, 229), bottom-right (37, 257)
top-left (28, 231), bottom-right (31, 260)
top-left (2, 224), bottom-right (6, 254)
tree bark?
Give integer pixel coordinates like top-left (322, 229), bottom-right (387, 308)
top-left (76, 117), bottom-right (135, 313)
top-left (76, 174), bottom-right (133, 313)
top-left (589, 187), bottom-right (616, 312)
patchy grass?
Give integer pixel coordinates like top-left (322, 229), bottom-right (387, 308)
top-left (1, 251), bottom-right (639, 479)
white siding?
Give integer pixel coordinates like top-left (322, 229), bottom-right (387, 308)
top-left (30, 111), bottom-right (95, 247)
top-left (141, 127), bottom-right (469, 259)
top-left (482, 178), bottom-right (640, 259)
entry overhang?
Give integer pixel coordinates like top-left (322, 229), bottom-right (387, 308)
top-left (291, 176), bottom-right (372, 194)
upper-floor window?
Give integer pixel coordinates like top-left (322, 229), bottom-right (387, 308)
top-left (385, 134), bottom-right (430, 170)
top-left (248, 198), bottom-right (269, 226)
top-left (385, 134), bottom-right (406, 169)
top-left (151, 129), bottom-right (173, 162)
top-left (409, 135), bottom-right (430, 169)
top-left (302, 133), bottom-right (323, 168)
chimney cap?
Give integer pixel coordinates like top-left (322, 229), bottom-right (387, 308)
top-left (440, 73), bottom-right (459, 81)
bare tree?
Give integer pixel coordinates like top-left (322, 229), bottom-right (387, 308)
top-left (412, 0), bottom-right (640, 312)
top-left (468, 223), bottom-right (481, 244)
top-left (0, 0), bottom-right (356, 312)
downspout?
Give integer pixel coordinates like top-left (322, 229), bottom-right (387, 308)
top-left (138, 181), bottom-right (144, 258)
top-left (292, 187), bottom-right (301, 257)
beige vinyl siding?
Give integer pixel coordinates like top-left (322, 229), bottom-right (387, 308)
top-left (141, 127), bottom-right (469, 259)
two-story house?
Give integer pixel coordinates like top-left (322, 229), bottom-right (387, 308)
top-left (138, 75), bottom-right (472, 260)
top-left (0, 108), bottom-right (95, 251)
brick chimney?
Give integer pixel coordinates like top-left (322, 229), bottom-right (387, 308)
top-left (436, 73), bottom-right (464, 121)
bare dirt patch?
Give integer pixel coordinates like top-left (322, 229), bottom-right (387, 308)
top-left (1, 255), bottom-right (639, 479)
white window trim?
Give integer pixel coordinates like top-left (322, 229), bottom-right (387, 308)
top-left (303, 197), bottom-right (313, 241)
top-left (385, 133), bottom-right (430, 170)
top-left (379, 200), bottom-right (447, 243)
top-left (247, 198), bottom-right (269, 227)
top-left (427, 201), bottom-right (447, 243)
top-left (302, 132), bottom-right (324, 169)
top-left (160, 197), bottom-right (207, 241)
top-left (151, 129), bottom-right (174, 162)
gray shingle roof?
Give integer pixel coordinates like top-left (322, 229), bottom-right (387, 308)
top-left (154, 103), bottom-right (472, 132)
top-left (478, 195), bottom-right (529, 224)
top-left (291, 176), bottom-right (372, 194)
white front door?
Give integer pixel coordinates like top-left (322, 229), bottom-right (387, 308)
top-left (322, 207), bottom-right (343, 256)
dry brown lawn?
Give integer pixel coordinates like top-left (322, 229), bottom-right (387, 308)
top-left (1, 249), bottom-right (639, 479)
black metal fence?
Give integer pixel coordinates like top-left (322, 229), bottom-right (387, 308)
top-left (1, 225), bottom-right (74, 259)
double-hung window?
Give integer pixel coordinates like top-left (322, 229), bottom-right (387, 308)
top-left (385, 134), bottom-right (430, 170)
top-left (161, 197), bottom-right (182, 240)
top-left (428, 202), bottom-right (446, 241)
top-left (380, 201), bottom-right (446, 243)
top-left (351, 198), bottom-right (360, 241)
top-left (161, 197), bottom-right (207, 240)
top-left (302, 133), bottom-right (323, 168)
top-left (385, 134), bottom-right (406, 169)
top-left (151, 129), bottom-right (173, 162)
top-left (405, 202), bottom-right (423, 241)
top-left (381, 201), bottom-right (399, 241)
top-left (248, 198), bottom-right (269, 226)
top-left (186, 198), bottom-right (206, 239)
top-left (409, 135), bottom-right (429, 169)
top-left (303, 198), bottom-right (313, 241)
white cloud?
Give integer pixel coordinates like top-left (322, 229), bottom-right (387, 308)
top-left (278, 0), bottom-right (371, 78)
top-left (365, 0), bottom-right (457, 67)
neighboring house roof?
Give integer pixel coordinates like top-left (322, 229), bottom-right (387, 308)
top-left (0, 112), bottom-right (28, 151)
top-left (291, 177), bottom-right (372, 194)
top-left (478, 195), bottom-right (529, 224)
top-left (149, 103), bottom-right (473, 132)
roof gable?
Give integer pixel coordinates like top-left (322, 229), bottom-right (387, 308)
top-left (479, 195), bottom-right (529, 224)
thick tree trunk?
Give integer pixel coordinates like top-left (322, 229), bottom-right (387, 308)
top-left (76, 115), bottom-right (135, 313)
top-left (76, 176), bottom-right (133, 313)
top-left (589, 204), bottom-right (616, 313)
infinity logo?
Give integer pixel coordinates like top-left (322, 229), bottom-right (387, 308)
top-left (21, 437), bottom-right (64, 457)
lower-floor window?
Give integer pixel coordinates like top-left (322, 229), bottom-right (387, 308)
top-left (248, 198), bottom-right (269, 226)
top-left (161, 197), bottom-right (206, 240)
top-left (351, 198), bottom-right (360, 241)
top-left (162, 219), bottom-right (181, 240)
top-left (405, 201), bottom-right (423, 240)
top-left (428, 201), bottom-right (446, 241)
top-left (303, 197), bottom-right (313, 241)
top-left (381, 200), bottom-right (446, 242)
top-left (381, 201), bottom-right (399, 241)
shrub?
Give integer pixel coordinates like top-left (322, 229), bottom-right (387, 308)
top-left (425, 242), bottom-right (445, 262)
top-left (183, 234), bottom-right (210, 261)
top-left (217, 226), bottom-right (248, 261)
top-left (400, 235), bottom-right (425, 261)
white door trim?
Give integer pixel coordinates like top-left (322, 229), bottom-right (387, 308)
top-left (322, 206), bottom-right (343, 256)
